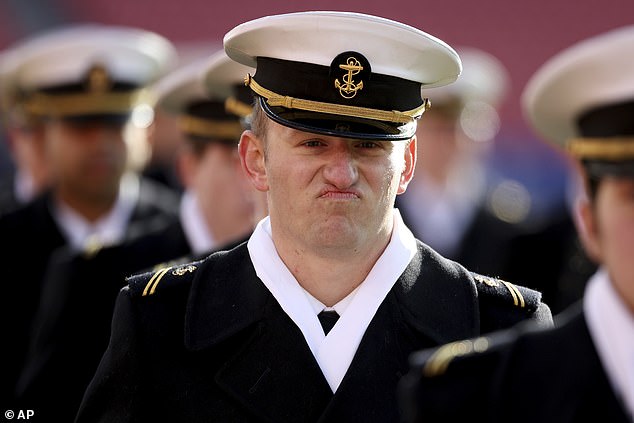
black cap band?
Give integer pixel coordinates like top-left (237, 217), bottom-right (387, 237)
top-left (574, 100), bottom-right (634, 177)
top-left (577, 100), bottom-right (634, 137)
top-left (253, 56), bottom-right (423, 112)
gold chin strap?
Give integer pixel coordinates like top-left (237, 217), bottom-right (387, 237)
top-left (568, 137), bottom-right (634, 160)
top-left (179, 115), bottom-right (243, 140)
top-left (23, 89), bottom-right (152, 117)
top-left (245, 74), bottom-right (430, 124)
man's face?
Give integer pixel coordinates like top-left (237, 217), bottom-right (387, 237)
top-left (241, 119), bottom-right (416, 257)
top-left (9, 124), bottom-right (51, 194)
top-left (415, 110), bottom-right (460, 183)
top-left (189, 143), bottom-right (254, 225)
top-left (581, 175), bottom-right (634, 311)
top-left (45, 118), bottom-right (128, 203)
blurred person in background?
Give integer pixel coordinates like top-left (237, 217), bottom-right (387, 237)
top-left (397, 47), bottom-right (579, 310)
top-left (399, 25), bottom-right (634, 422)
top-left (157, 49), bottom-right (258, 251)
top-left (397, 47), bottom-right (514, 274)
top-left (0, 50), bottom-right (52, 215)
top-left (142, 41), bottom-right (222, 193)
top-left (0, 23), bottom-right (179, 410)
top-left (14, 48), bottom-right (263, 422)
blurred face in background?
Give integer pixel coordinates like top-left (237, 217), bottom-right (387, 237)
top-left (44, 117), bottom-right (128, 207)
top-left (179, 139), bottom-right (254, 244)
top-left (415, 100), bottom-right (495, 186)
top-left (7, 123), bottom-right (52, 196)
top-left (580, 173), bottom-right (634, 312)
top-left (415, 108), bottom-right (462, 185)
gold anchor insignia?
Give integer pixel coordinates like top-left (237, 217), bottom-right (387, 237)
top-left (86, 64), bottom-right (111, 93)
top-left (473, 274), bottom-right (499, 287)
top-left (335, 57), bottom-right (364, 99)
top-left (172, 265), bottom-right (197, 276)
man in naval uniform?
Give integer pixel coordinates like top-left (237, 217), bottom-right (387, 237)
top-left (0, 24), bottom-right (179, 410)
top-left (0, 48), bottom-right (53, 216)
top-left (399, 25), bottom-right (634, 423)
top-left (76, 11), bottom-right (552, 423)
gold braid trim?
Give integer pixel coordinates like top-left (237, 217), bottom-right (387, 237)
top-left (142, 267), bottom-right (173, 296)
top-left (500, 281), bottom-right (525, 308)
top-left (568, 138), bottom-right (634, 160)
top-left (23, 89), bottom-right (151, 117)
top-left (225, 97), bottom-right (253, 118)
top-left (245, 74), bottom-right (430, 124)
top-left (422, 338), bottom-right (490, 377)
top-left (179, 115), bottom-right (243, 140)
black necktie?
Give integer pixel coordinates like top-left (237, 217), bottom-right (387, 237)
top-left (318, 310), bottom-right (340, 335)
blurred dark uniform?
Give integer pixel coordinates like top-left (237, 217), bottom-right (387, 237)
top-left (13, 50), bottom-right (256, 422)
top-left (0, 168), bottom-right (23, 216)
top-left (0, 24), bottom-right (180, 411)
top-left (399, 304), bottom-right (629, 422)
top-left (397, 47), bottom-right (584, 313)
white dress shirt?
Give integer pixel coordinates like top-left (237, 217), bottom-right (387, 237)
top-left (14, 168), bottom-right (37, 205)
top-left (247, 208), bottom-right (418, 392)
top-left (584, 267), bottom-right (634, 418)
top-left (398, 158), bottom-right (485, 257)
top-left (52, 172), bottom-right (139, 251)
top-left (179, 190), bottom-right (216, 255)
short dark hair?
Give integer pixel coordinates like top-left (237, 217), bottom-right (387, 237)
top-left (249, 100), bottom-right (268, 141)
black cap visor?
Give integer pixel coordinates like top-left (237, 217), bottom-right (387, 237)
top-left (259, 97), bottom-right (417, 141)
top-left (584, 160), bottom-right (634, 178)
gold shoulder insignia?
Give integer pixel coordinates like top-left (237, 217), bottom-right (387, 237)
top-left (499, 280), bottom-right (526, 308)
top-left (472, 273), bottom-right (526, 308)
top-left (423, 337), bottom-right (490, 377)
top-left (472, 273), bottom-right (499, 287)
top-left (141, 263), bottom-right (198, 297)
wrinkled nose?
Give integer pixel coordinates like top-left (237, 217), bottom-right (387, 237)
top-left (323, 149), bottom-right (358, 189)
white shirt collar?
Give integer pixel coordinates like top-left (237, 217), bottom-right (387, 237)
top-left (584, 267), bottom-right (634, 418)
top-left (399, 159), bottom-right (485, 257)
top-left (52, 172), bottom-right (139, 251)
top-left (303, 284), bottom-right (360, 316)
top-left (14, 168), bottom-right (37, 204)
top-left (179, 190), bottom-right (216, 255)
top-left (247, 208), bottom-right (417, 392)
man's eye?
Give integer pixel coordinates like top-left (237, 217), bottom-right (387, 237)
top-left (357, 142), bottom-right (379, 148)
top-left (303, 140), bottom-right (323, 147)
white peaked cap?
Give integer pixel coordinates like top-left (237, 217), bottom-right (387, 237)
top-left (522, 25), bottom-right (634, 148)
top-left (3, 23), bottom-right (178, 91)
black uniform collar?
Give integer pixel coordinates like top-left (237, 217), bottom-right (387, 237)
top-left (184, 241), bottom-right (480, 350)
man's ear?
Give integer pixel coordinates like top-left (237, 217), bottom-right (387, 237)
top-left (397, 135), bottom-right (417, 194)
top-left (176, 149), bottom-right (195, 189)
top-left (577, 195), bottom-right (602, 263)
top-left (239, 130), bottom-right (269, 192)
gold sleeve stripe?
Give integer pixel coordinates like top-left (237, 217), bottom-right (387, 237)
top-left (567, 137), bottom-right (634, 160)
top-left (245, 74), bottom-right (430, 124)
top-left (142, 267), bottom-right (173, 297)
top-left (500, 280), bottom-right (525, 308)
top-left (422, 338), bottom-right (489, 377)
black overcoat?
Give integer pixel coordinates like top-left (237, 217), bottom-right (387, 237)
top-left (76, 241), bottom-right (552, 423)
top-left (0, 178), bottom-right (180, 407)
top-left (399, 304), bottom-right (629, 423)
